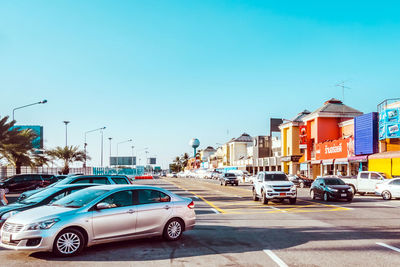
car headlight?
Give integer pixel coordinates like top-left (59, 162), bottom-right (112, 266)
top-left (26, 218), bottom-right (60, 231)
top-left (327, 187), bottom-right (338, 192)
top-left (291, 185), bottom-right (297, 190)
top-left (1, 211), bottom-right (20, 220)
top-left (348, 187), bottom-right (353, 192)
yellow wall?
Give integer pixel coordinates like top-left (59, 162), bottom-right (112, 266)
top-left (393, 158), bottom-right (400, 177)
top-left (369, 158), bottom-right (393, 178)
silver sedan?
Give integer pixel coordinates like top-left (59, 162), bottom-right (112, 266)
top-left (0, 185), bottom-right (195, 256)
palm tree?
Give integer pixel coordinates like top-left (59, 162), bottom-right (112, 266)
top-left (173, 156), bottom-right (182, 171)
top-left (181, 153), bottom-right (190, 169)
top-left (1, 127), bottom-right (40, 174)
top-left (46, 146), bottom-right (88, 174)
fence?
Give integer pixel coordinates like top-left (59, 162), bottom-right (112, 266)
top-left (0, 166), bottom-right (92, 178)
top-left (93, 167), bottom-right (145, 176)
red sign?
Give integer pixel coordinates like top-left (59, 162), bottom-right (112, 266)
top-left (315, 139), bottom-right (350, 160)
top-left (299, 125), bottom-right (307, 149)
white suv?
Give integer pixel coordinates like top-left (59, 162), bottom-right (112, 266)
top-left (252, 171), bottom-right (297, 205)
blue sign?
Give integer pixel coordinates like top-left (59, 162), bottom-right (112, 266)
top-left (379, 108), bottom-right (400, 140)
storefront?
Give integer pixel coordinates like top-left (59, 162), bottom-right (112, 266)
top-left (315, 138), bottom-right (352, 177)
top-left (334, 158), bottom-right (349, 176)
top-left (348, 155), bottom-right (368, 176)
top-left (368, 151), bottom-right (400, 178)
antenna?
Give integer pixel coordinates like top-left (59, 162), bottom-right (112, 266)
top-left (335, 80), bottom-right (351, 103)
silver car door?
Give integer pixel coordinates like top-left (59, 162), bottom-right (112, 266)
top-left (91, 190), bottom-right (137, 240)
top-left (135, 189), bottom-right (172, 235)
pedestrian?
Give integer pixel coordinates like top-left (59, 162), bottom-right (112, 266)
top-left (0, 186), bottom-right (8, 206)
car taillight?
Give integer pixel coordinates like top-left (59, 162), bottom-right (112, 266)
top-left (187, 200), bottom-right (195, 209)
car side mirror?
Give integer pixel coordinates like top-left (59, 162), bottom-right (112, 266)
top-left (96, 202), bottom-right (111, 210)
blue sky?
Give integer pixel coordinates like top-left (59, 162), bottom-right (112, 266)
top-left (1, 1), bottom-right (399, 168)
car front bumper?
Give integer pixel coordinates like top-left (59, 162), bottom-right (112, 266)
top-left (0, 227), bottom-right (61, 252)
top-left (266, 191), bottom-right (297, 199)
top-left (327, 191), bottom-right (353, 199)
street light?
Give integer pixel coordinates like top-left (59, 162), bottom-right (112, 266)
top-left (12, 99), bottom-right (48, 121)
top-left (116, 139), bottom-right (133, 166)
top-left (131, 146), bottom-right (135, 166)
top-left (63, 121), bottom-right (70, 147)
top-left (108, 137), bottom-right (112, 167)
top-left (84, 126), bottom-right (106, 168)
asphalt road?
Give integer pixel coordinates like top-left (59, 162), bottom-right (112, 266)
top-left (1, 177), bottom-right (400, 266)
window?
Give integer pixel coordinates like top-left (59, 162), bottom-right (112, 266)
top-left (138, 190), bottom-right (170, 204)
top-left (49, 191), bottom-right (68, 203)
top-left (264, 174), bottom-right (288, 181)
top-left (72, 178), bottom-right (91, 184)
top-left (390, 179), bottom-right (400, 185)
top-left (101, 191), bottom-right (134, 208)
top-left (112, 178), bottom-right (129, 184)
top-left (92, 178), bottom-right (111, 184)
top-left (370, 173), bottom-right (381, 180)
top-left (360, 173), bottom-right (369, 179)
top-left (258, 173), bottom-right (264, 182)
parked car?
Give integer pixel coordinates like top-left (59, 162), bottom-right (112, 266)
top-left (310, 177), bottom-right (353, 202)
top-left (341, 171), bottom-right (387, 195)
top-left (375, 178), bottom-right (400, 200)
top-left (18, 175), bottom-right (132, 201)
top-left (252, 172), bottom-right (297, 204)
top-left (219, 173), bottom-right (239, 186)
top-left (288, 175), bottom-right (313, 188)
top-left (0, 184), bottom-right (96, 227)
top-left (0, 174), bottom-right (47, 192)
top-left (0, 185), bottom-right (196, 256)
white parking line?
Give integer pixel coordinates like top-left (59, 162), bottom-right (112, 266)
top-left (193, 196), bottom-right (199, 199)
top-left (263, 249), bottom-right (288, 267)
top-left (377, 242), bottom-right (400, 253)
top-left (210, 208), bottom-right (220, 214)
top-left (269, 206), bottom-right (287, 213)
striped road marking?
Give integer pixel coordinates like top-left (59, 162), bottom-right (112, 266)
top-left (263, 249), bottom-right (288, 267)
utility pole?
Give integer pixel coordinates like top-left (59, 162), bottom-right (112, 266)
top-left (63, 121), bottom-right (70, 147)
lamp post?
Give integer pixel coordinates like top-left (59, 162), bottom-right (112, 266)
top-left (108, 137), bottom-right (112, 167)
top-left (63, 121), bottom-right (70, 147)
top-left (12, 99), bottom-right (47, 121)
top-left (131, 146), bottom-right (135, 166)
top-left (116, 139), bottom-right (133, 166)
top-left (84, 126), bottom-right (106, 168)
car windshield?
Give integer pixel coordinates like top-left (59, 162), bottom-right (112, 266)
top-left (325, 178), bottom-right (345, 185)
top-left (18, 187), bottom-right (61, 204)
top-left (51, 188), bottom-right (108, 208)
top-left (264, 174), bottom-right (288, 181)
top-left (225, 173), bottom-right (236, 177)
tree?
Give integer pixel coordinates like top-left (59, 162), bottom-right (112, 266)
top-left (0, 126), bottom-right (41, 174)
top-left (180, 153), bottom-right (190, 169)
top-left (46, 146), bottom-right (88, 174)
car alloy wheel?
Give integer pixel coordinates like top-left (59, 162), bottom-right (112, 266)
top-left (261, 191), bottom-right (268, 205)
top-left (252, 188), bottom-right (259, 201)
top-left (310, 190), bottom-right (315, 200)
top-left (323, 192), bottom-right (329, 202)
top-left (53, 229), bottom-right (85, 256)
top-left (382, 191), bottom-right (392, 200)
top-left (163, 219), bottom-right (183, 241)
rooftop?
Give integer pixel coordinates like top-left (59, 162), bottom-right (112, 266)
top-left (302, 98), bottom-right (363, 121)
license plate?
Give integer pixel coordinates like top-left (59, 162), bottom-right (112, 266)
top-left (341, 193), bottom-right (347, 197)
top-left (2, 232), bottom-right (11, 243)
top-left (280, 193), bottom-right (285, 196)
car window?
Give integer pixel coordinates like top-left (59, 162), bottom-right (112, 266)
top-left (112, 178), bottom-right (129, 184)
top-left (49, 191), bottom-right (68, 203)
top-left (92, 178), bottom-right (111, 184)
top-left (71, 178), bottom-right (91, 184)
top-left (138, 189), bottom-right (170, 204)
top-left (360, 173), bottom-right (369, 179)
top-left (101, 190), bottom-right (134, 208)
top-left (370, 173), bottom-right (381, 180)
top-left (390, 179), bottom-right (400, 185)
top-left (258, 173), bottom-right (264, 182)
top-left (53, 188), bottom-right (109, 208)
top-left (324, 179), bottom-right (345, 185)
top-left (264, 174), bottom-right (288, 181)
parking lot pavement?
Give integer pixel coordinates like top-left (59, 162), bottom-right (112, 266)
top-left (1, 178), bottom-right (400, 266)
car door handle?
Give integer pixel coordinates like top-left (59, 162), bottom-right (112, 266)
top-left (164, 205), bottom-right (171, 210)
top-left (127, 209), bottom-right (135, 214)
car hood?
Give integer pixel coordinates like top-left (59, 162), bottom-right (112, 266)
top-left (6, 205), bottom-right (76, 225)
top-left (265, 181), bottom-right (293, 186)
top-left (0, 203), bottom-right (26, 215)
top-left (326, 185), bottom-right (351, 190)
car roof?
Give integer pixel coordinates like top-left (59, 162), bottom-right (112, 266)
top-left (261, 171), bottom-right (286, 175)
top-left (89, 185), bottom-right (167, 191)
top-left (53, 183), bottom-right (99, 189)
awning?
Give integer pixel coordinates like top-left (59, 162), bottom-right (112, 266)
top-left (334, 158), bottom-right (349, 165)
top-left (322, 159), bottom-right (334, 165)
top-left (311, 160), bottom-right (321, 164)
top-left (348, 155), bottom-right (368, 162)
top-left (368, 151), bottom-right (400, 160)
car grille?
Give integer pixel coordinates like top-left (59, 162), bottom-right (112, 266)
top-left (2, 222), bottom-right (24, 233)
top-left (274, 188), bottom-right (290, 192)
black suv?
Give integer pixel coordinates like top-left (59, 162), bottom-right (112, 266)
top-left (0, 174), bottom-right (49, 192)
top-left (310, 177), bottom-right (353, 202)
top-left (219, 173), bottom-right (239, 186)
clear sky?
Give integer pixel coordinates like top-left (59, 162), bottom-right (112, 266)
top-left (1, 1), bottom-right (399, 168)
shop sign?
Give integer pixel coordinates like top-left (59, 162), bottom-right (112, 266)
top-left (281, 155), bottom-right (303, 162)
top-left (316, 139), bottom-right (350, 160)
top-left (281, 156), bottom-right (291, 162)
top-left (379, 107), bottom-right (400, 140)
top-left (299, 125), bottom-right (307, 149)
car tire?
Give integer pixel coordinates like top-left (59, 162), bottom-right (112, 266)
top-left (347, 197), bottom-right (353, 202)
top-left (224, 182), bottom-right (227, 186)
top-left (261, 191), bottom-right (268, 205)
top-left (323, 192), bottom-right (329, 202)
top-left (235, 183), bottom-right (238, 186)
top-left (310, 190), bottom-right (316, 200)
top-left (382, 191), bottom-right (392, 200)
top-left (350, 185), bottom-right (356, 194)
top-left (289, 198), bottom-right (296, 205)
top-left (53, 228), bottom-right (85, 257)
top-left (220, 182), bottom-right (222, 186)
top-left (252, 188), bottom-right (259, 201)
top-left (299, 182), bottom-right (304, 188)
top-left (163, 218), bottom-right (183, 241)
